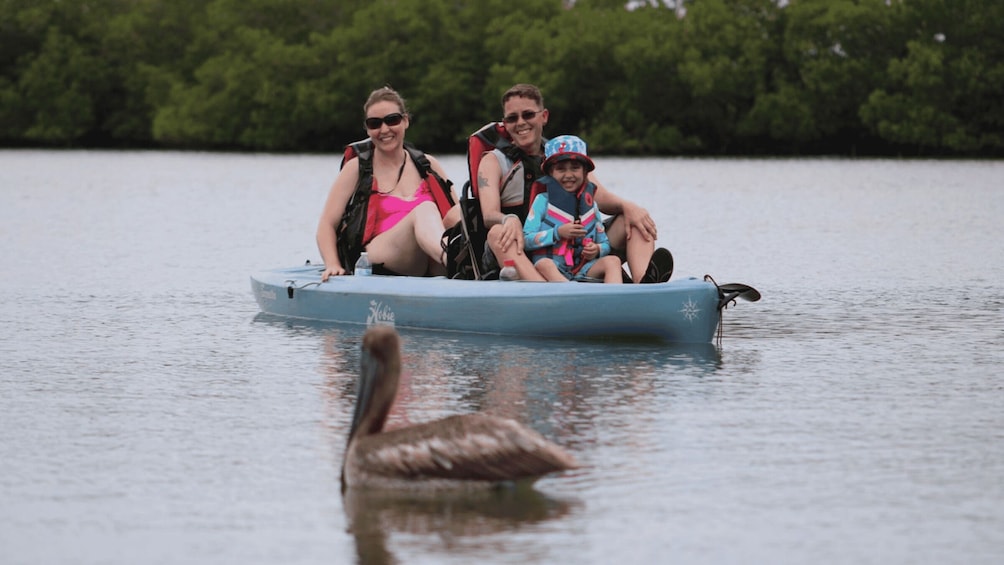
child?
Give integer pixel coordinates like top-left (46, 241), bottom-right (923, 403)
top-left (522, 135), bottom-right (623, 283)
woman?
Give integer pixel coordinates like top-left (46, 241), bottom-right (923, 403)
top-left (317, 87), bottom-right (458, 281)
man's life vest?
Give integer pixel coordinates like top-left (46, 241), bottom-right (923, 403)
top-left (336, 139), bottom-right (454, 272)
top-left (445, 122), bottom-right (548, 280)
top-left (464, 122), bottom-right (544, 222)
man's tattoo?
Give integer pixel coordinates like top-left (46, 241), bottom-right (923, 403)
top-left (477, 172), bottom-right (489, 190)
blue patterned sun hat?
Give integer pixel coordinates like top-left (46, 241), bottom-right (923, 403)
top-left (543, 135), bottom-right (595, 173)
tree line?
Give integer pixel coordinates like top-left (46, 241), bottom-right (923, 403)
top-left (1, 0), bottom-right (1001, 156)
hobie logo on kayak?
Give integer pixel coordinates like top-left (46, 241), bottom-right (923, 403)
top-left (366, 300), bottom-right (395, 326)
top-left (680, 297), bottom-right (701, 322)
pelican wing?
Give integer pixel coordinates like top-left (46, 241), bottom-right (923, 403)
top-left (353, 413), bottom-right (578, 483)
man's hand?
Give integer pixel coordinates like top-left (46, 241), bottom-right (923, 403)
top-left (497, 216), bottom-right (524, 254)
top-left (622, 201), bottom-right (657, 242)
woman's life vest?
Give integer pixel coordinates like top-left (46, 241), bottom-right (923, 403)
top-left (336, 139), bottom-right (454, 271)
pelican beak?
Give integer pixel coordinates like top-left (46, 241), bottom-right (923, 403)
top-left (347, 346), bottom-right (381, 444)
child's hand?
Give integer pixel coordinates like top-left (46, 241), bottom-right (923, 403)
top-left (582, 241), bottom-right (599, 260)
top-left (559, 221), bottom-right (586, 240)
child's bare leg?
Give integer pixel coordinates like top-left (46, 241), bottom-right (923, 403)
top-left (586, 256), bottom-right (625, 284)
top-left (534, 258), bottom-right (570, 282)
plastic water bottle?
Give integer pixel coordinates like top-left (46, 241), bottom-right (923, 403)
top-left (499, 259), bottom-right (519, 281)
top-left (354, 252), bottom-right (372, 276)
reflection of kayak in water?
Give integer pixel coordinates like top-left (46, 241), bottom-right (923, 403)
top-left (250, 264), bottom-right (759, 343)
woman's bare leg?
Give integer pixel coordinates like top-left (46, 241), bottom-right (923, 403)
top-left (442, 204), bottom-right (461, 229)
top-left (412, 201), bottom-right (448, 265)
top-left (366, 202), bottom-right (445, 276)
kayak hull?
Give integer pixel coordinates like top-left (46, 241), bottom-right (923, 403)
top-left (250, 265), bottom-right (722, 343)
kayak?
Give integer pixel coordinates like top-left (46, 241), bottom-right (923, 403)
top-left (250, 263), bottom-right (759, 343)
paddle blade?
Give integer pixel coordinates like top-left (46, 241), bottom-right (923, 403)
top-left (718, 283), bottom-right (761, 302)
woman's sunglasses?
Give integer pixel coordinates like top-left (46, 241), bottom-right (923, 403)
top-left (502, 109), bottom-right (542, 124)
top-left (365, 113), bottom-right (404, 129)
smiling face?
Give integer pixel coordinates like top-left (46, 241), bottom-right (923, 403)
top-left (549, 160), bottom-right (585, 192)
top-left (365, 100), bottom-right (408, 150)
top-left (502, 96), bottom-right (548, 155)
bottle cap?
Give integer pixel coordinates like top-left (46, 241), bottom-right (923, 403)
top-left (503, 259), bottom-right (515, 266)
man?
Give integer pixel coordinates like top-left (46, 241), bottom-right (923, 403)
top-left (475, 84), bottom-right (669, 282)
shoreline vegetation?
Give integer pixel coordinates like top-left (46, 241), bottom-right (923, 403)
top-left (1, 0), bottom-right (1001, 157)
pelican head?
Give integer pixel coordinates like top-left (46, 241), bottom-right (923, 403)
top-left (347, 324), bottom-right (401, 447)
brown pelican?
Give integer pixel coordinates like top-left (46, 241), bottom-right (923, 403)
top-left (341, 325), bottom-right (579, 491)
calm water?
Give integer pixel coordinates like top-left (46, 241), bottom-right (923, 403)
top-left (2, 150), bottom-right (1002, 565)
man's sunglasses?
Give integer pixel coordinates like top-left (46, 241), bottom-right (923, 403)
top-left (365, 113), bottom-right (405, 129)
top-left (502, 110), bottom-right (542, 124)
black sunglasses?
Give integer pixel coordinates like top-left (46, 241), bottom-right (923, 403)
top-left (502, 109), bottom-right (542, 124)
top-left (365, 113), bottom-right (404, 129)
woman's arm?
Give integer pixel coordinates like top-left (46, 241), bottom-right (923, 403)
top-left (316, 159), bottom-right (360, 281)
top-left (426, 154), bottom-right (455, 200)
top-left (426, 154), bottom-right (461, 226)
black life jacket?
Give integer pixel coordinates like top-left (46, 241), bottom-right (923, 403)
top-left (336, 139), bottom-right (455, 271)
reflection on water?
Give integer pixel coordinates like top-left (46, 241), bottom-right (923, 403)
top-left (344, 486), bottom-right (578, 564)
top-left (253, 314), bottom-right (726, 561)
top-left (254, 315), bottom-right (728, 451)
top-left (254, 313), bottom-right (725, 453)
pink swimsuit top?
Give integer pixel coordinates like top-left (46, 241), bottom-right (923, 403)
top-left (372, 179), bottom-right (434, 235)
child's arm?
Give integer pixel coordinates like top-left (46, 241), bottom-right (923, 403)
top-left (593, 205), bottom-right (612, 257)
top-left (523, 194), bottom-right (559, 251)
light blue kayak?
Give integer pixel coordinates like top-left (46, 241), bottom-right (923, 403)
top-left (250, 264), bottom-right (759, 343)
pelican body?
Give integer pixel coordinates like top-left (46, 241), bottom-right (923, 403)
top-left (341, 326), bottom-right (579, 491)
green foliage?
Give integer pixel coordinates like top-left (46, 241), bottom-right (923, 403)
top-left (859, 0), bottom-right (1004, 153)
top-left (153, 28), bottom-right (330, 150)
top-left (0, 0), bottom-right (1001, 155)
top-left (584, 5), bottom-right (690, 153)
top-left (18, 28), bottom-right (105, 142)
top-left (762, 0), bottom-right (900, 152)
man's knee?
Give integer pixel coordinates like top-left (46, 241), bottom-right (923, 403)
top-left (485, 225), bottom-right (505, 251)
